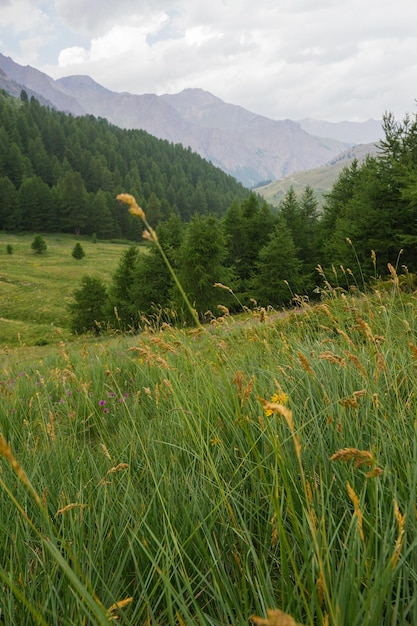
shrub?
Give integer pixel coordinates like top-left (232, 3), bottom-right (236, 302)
top-left (72, 242), bottom-right (85, 260)
top-left (6, 244), bottom-right (13, 254)
top-left (31, 234), bottom-right (47, 254)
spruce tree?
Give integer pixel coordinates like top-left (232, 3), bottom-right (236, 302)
top-left (109, 246), bottom-right (140, 328)
top-left (176, 213), bottom-right (230, 319)
top-left (251, 217), bottom-right (301, 307)
top-left (69, 275), bottom-right (109, 334)
top-left (31, 234), bottom-right (47, 254)
top-left (72, 242), bottom-right (85, 260)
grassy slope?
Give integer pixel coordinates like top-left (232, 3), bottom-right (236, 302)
top-left (1, 272), bottom-right (417, 624)
top-left (257, 142), bottom-right (379, 208)
top-left (0, 233), bottom-right (135, 347)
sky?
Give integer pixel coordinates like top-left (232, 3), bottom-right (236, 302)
top-left (0, 0), bottom-right (417, 122)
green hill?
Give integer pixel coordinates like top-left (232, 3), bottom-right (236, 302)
top-left (257, 142), bottom-right (379, 208)
top-left (0, 90), bottom-right (249, 237)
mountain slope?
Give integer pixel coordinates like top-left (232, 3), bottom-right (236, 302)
top-left (54, 78), bottom-right (352, 186)
top-left (257, 142), bottom-right (379, 207)
top-left (297, 117), bottom-right (383, 144)
top-left (0, 53), bottom-right (85, 115)
top-left (0, 52), bottom-right (381, 187)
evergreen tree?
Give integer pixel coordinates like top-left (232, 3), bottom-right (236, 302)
top-left (0, 175), bottom-right (20, 230)
top-left (130, 247), bottom-right (174, 319)
top-left (318, 160), bottom-right (362, 270)
top-left (280, 185), bottom-right (320, 292)
top-left (176, 213), bottom-right (230, 319)
top-left (4, 142), bottom-right (30, 187)
top-left (251, 217), bottom-right (301, 307)
top-left (223, 193), bottom-right (275, 305)
top-left (146, 191), bottom-right (162, 227)
top-left (69, 275), bottom-right (109, 334)
top-left (55, 171), bottom-right (89, 235)
top-left (128, 214), bottom-right (184, 318)
top-left (19, 176), bottom-right (53, 232)
top-left (72, 242), bottom-right (85, 260)
top-left (108, 246), bottom-right (141, 328)
top-left (31, 234), bottom-right (47, 254)
top-left (88, 190), bottom-right (116, 239)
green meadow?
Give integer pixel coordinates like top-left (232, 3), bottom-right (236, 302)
top-left (0, 233), bottom-right (133, 348)
top-left (1, 244), bottom-right (417, 624)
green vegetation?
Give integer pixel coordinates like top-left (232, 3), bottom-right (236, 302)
top-left (257, 143), bottom-right (379, 209)
top-left (1, 279), bottom-right (417, 624)
top-left (0, 90), bottom-right (249, 238)
top-left (1, 90), bottom-right (417, 624)
top-left (31, 233), bottom-right (47, 254)
top-left (72, 241), bottom-right (85, 260)
top-left (0, 233), bottom-right (133, 347)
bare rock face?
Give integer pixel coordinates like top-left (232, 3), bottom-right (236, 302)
top-left (0, 53), bottom-right (383, 187)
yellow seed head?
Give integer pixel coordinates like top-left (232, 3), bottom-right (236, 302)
top-left (347, 481), bottom-right (364, 542)
top-left (116, 193), bottom-right (146, 220)
top-left (251, 607), bottom-right (305, 626)
top-left (330, 447), bottom-right (374, 467)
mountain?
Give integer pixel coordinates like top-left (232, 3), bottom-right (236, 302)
top-left (53, 76), bottom-right (352, 186)
top-left (297, 118), bottom-right (383, 144)
top-left (257, 142), bottom-right (380, 208)
top-left (0, 52), bottom-right (382, 187)
top-left (0, 53), bottom-right (85, 115)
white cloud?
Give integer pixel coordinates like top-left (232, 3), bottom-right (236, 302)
top-left (0, 0), bottom-right (49, 35)
top-left (2, 0), bottom-right (417, 121)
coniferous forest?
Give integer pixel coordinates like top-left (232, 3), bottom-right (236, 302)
top-left (2, 89), bottom-right (417, 327)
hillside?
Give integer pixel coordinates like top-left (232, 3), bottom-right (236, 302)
top-left (257, 142), bottom-right (380, 207)
top-left (0, 90), bottom-right (249, 237)
top-left (0, 53), bottom-right (381, 187)
top-left (1, 284), bottom-right (417, 624)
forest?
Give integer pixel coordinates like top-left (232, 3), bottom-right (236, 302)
top-left (0, 89), bottom-right (248, 238)
top-left (1, 89), bottom-right (417, 328)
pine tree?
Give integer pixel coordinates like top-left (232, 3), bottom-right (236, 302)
top-left (72, 242), bottom-right (85, 260)
top-left (0, 176), bottom-right (20, 230)
top-left (176, 213), bottom-right (230, 319)
top-left (251, 217), bottom-right (301, 307)
top-left (31, 234), bottom-right (47, 254)
top-left (109, 246), bottom-right (140, 328)
top-left (69, 275), bottom-right (109, 334)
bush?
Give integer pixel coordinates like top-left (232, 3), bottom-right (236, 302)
top-left (6, 244), bottom-right (13, 254)
top-left (31, 234), bottom-right (47, 254)
top-left (72, 242), bottom-right (85, 260)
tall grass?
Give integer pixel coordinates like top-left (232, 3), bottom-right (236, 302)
top-left (1, 273), bottom-right (417, 624)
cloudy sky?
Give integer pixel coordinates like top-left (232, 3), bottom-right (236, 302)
top-left (0, 0), bottom-right (416, 122)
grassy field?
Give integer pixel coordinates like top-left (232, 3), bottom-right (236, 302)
top-left (1, 257), bottom-right (417, 624)
top-left (0, 233), bottom-right (134, 348)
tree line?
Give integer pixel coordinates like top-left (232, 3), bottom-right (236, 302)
top-left (2, 88), bottom-right (417, 331)
top-left (70, 188), bottom-right (321, 332)
top-left (71, 106), bottom-right (417, 332)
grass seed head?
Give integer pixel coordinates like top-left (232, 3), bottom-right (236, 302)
top-left (116, 193), bottom-right (146, 220)
top-left (251, 607), bottom-right (306, 626)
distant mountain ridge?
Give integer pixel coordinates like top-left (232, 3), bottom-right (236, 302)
top-left (257, 142), bottom-right (380, 208)
top-left (0, 52), bottom-right (384, 187)
top-left (297, 117), bottom-right (383, 145)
